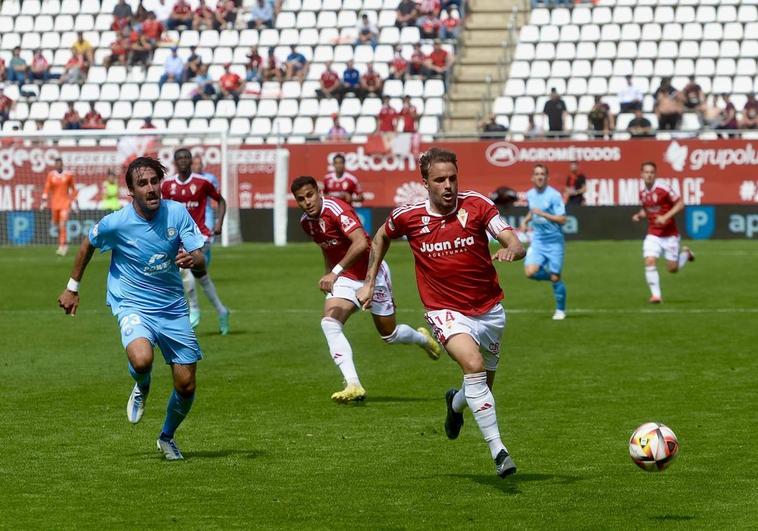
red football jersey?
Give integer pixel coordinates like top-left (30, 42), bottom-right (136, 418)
top-left (323, 171), bottom-right (362, 200)
top-left (385, 191), bottom-right (512, 315)
top-left (162, 173), bottom-right (221, 239)
top-left (640, 179), bottom-right (680, 237)
top-left (378, 105), bottom-right (398, 132)
top-left (400, 105), bottom-right (417, 132)
top-left (300, 198), bottom-right (371, 281)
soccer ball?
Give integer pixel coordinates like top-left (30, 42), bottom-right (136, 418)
top-left (629, 422), bottom-right (679, 472)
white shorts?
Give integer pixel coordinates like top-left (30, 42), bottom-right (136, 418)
top-left (425, 303), bottom-right (505, 371)
top-left (643, 234), bottom-right (680, 262)
top-left (326, 261), bottom-right (395, 316)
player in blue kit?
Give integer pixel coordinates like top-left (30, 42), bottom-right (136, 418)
top-left (57, 157), bottom-right (207, 461)
top-left (519, 164), bottom-right (568, 320)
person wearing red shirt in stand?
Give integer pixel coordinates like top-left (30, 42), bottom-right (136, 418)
top-left (82, 102), bottom-right (106, 129)
top-left (739, 93), bottom-right (758, 130)
top-left (217, 63), bottom-right (244, 102)
top-left (142, 11), bottom-right (165, 45)
top-left (167, 0), bottom-right (193, 30)
top-left (389, 45), bottom-right (408, 81)
top-left (359, 63), bottom-right (383, 100)
top-left (192, 0), bottom-right (215, 29)
top-left (399, 96), bottom-right (418, 133)
top-left (357, 147), bottom-right (525, 479)
top-left (292, 176), bottom-right (442, 403)
top-left (214, 0), bottom-right (238, 30)
top-left (409, 43), bottom-right (425, 78)
top-left (316, 61), bottom-right (342, 101)
top-left (104, 36), bottom-right (129, 68)
top-left (323, 153), bottom-right (363, 205)
top-left (261, 48), bottom-right (283, 82)
top-left (62, 102), bottom-right (82, 130)
top-left (377, 96), bottom-right (398, 134)
top-left (632, 161), bottom-right (694, 304)
top-left (426, 39), bottom-right (453, 82)
top-left (0, 87), bottom-right (13, 124)
top-left (0, 57), bottom-right (6, 83)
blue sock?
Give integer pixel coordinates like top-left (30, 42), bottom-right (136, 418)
top-left (128, 362), bottom-right (151, 392)
top-left (552, 280), bottom-right (567, 311)
top-left (161, 390), bottom-right (195, 439)
top-left (529, 267), bottom-right (551, 281)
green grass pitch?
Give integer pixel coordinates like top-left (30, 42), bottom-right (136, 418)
top-left (1, 240), bottom-right (756, 529)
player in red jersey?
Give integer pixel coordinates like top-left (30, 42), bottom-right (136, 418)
top-left (161, 148), bottom-right (230, 334)
top-left (632, 161), bottom-right (694, 303)
top-left (323, 153), bottom-right (363, 206)
top-left (357, 147), bottom-right (525, 478)
top-left (292, 176), bottom-right (443, 403)
top-left (42, 157), bottom-right (77, 256)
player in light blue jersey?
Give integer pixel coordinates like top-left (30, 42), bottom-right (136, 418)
top-left (520, 164), bottom-right (568, 320)
top-left (57, 157), bottom-right (207, 461)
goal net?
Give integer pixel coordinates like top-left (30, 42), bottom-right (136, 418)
top-left (0, 128), bottom-right (241, 247)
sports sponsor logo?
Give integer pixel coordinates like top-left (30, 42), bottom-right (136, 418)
top-left (144, 252), bottom-right (171, 274)
top-left (474, 402), bottom-right (492, 413)
top-left (419, 236), bottom-right (475, 255)
top-left (340, 214), bottom-right (357, 232)
top-left (485, 142), bottom-right (519, 167)
top-left (394, 181), bottom-right (427, 206)
top-left (728, 213), bottom-right (758, 238)
top-left (486, 142), bottom-right (622, 167)
top-left (329, 147), bottom-right (416, 173)
top-left (664, 141), bottom-right (688, 172)
top-left (685, 206), bottom-right (715, 240)
top-left (689, 143), bottom-right (758, 171)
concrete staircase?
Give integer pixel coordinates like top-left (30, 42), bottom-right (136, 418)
top-left (443, 0), bottom-right (527, 135)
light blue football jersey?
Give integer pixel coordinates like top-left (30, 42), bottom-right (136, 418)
top-left (526, 185), bottom-right (566, 244)
top-left (89, 200), bottom-right (205, 317)
top-left (202, 171), bottom-right (219, 233)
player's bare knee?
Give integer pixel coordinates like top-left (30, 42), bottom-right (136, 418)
top-left (644, 257), bottom-right (657, 267)
top-left (667, 264), bottom-right (679, 274)
top-left (175, 380), bottom-right (195, 397)
top-left (550, 274), bottom-right (561, 282)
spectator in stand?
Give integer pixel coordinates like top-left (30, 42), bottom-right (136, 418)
top-left (134, 1), bottom-right (149, 23)
top-left (543, 87), bottom-right (568, 137)
top-left (245, 46), bottom-right (263, 82)
top-left (285, 46), bottom-right (308, 82)
top-left (526, 114), bottom-right (544, 139)
top-left (141, 117), bottom-right (157, 129)
top-left (217, 64), bottom-right (244, 103)
top-left (59, 52), bottom-right (89, 84)
top-left (29, 50), bottom-right (56, 82)
top-left (112, 0), bottom-right (134, 29)
top-left (419, 0), bottom-right (442, 14)
top-left (399, 96), bottom-right (419, 133)
top-left (142, 12), bottom-right (164, 47)
top-left (739, 93), bottom-right (758, 130)
top-left (627, 109), bottom-right (653, 138)
top-left (359, 63), bottom-right (383, 100)
top-left (355, 14), bottom-right (379, 49)
top-left (8, 47), bottom-right (29, 86)
top-left (154, 0), bottom-right (173, 25)
top-left (417, 11), bottom-right (441, 39)
top-left (439, 7), bottom-right (461, 41)
top-left (655, 78), bottom-right (683, 131)
top-left (0, 87), bottom-right (15, 124)
top-left (389, 45), bottom-right (408, 81)
top-left (130, 33), bottom-right (152, 67)
top-left (327, 114), bottom-right (349, 142)
top-left (0, 57), bottom-right (6, 82)
top-left (62, 102), bottom-right (82, 130)
top-left (409, 43), bottom-right (425, 78)
top-left (71, 32), bottom-right (94, 65)
top-left (316, 61), bottom-right (342, 101)
top-left (682, 75), bottom-right (706, 115)
top-left (377, 96), bottom-right (398, 136)
top-left (214, 1), bottom-right (238, 30)
top-left (564, 161), bottom-right (587, 206)
top-left (249, 0), bottom-right (274, 29)
top-left (191, 64), bottom-right (216, 103)
top-left (396, 0), bottom-right (420, 27)
top-left (159, 47), bottom-right (184, 88)
top-left (104, 36), bottom-right (129, 68)
top-left (262, 48), bottom-right (283, 82)
top-left (82, 102), bottom-right (106, 129)
top-left (618, 75), bottom-right (643, 113)
top-left (166, 0), bottom-right (193, 30)
top-left (425, 40), bottom-right (453, 82)
top-left (588, 96), bottom-right (614, 138)
top-left (716, 94), bottom-right (738, 138)
top-left (183, 46), bottom-right (202, 82)
top-left (479, 114), bottom-right (508, 140)
top-left (340, 60), bottom-right (361, 99)
top-left (701, 94), bottom-right (722, 129)
top-left (193, 0), bottom-right (215, 30)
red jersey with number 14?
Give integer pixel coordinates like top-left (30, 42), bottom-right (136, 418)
top-left (161, 173), bottom-right (221, 240)
top-left (300, 198), bottom-right (371, 281)
top-left (385, 191), bottom-right (512, 315)
top-left (640, 179), bottom-right (680, 237)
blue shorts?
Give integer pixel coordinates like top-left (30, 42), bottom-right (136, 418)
top-left (525, 239), bottom-right (565, 275)
top-left (116, 309), bottom-right (202, 365)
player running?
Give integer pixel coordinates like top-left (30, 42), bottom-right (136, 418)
top-left (162, 148), bottom-right (230, 334)
top-left (632, 161), bottom-right (694, 303)
top-left (292, 175), bottom-right (443, 403)
top-left (57, 157), bottom-right (206, 460)
top-left (357, 147), bottom-right (526, 478)
top-left (323, 153), bottom-right (363, 206)
top-left (42, 157), bottom-right (77, 256)
top-left (520, 164), bottom-right (568, 320)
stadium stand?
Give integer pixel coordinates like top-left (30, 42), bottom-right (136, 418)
top-left (0, 0), bottom-right (459, 144)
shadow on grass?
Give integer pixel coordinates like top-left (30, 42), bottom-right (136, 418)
top-left (368, 396), bottom-right (437, 403)
top-left (184, 449), bottom-right (267, 459)
top-left (448, 472), bottom-right (584, 495)
top-left (649, 515), bottom-right (697, 522)
top-left (197, 329), bottom-right (248, 338)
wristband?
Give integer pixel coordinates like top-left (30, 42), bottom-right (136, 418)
top-left (67, 278), bottom-right (80, 292)
top-left (331, 264), bottom-right (344, 276)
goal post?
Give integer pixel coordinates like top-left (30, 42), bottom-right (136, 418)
top-left (0, 128), bottom-right (241, 247)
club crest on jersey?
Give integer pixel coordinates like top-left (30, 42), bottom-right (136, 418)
top-left (457, 208), bottom-right (469, 228)
top-left (167, 227), bottom-right (177, 238)
top-left (190, 184), bottom-right (197, 195)
top-left (170, 183), bottom-right (177, 194)
top-left (422, 215), bottom-right (430, 225)
top-left (319, 218), bottom-right (327, 233)
top-left (340, 214), bottom-right (356, 232)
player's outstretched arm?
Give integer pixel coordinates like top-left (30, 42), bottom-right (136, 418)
top-left (492, 229), bottom-right (526, 263)
top-left (357, 225), bottom-right (391, 310)
top-left (319, 229), bottom-right (369, 293)
top-left (57, 237), bottom-right (96, 316)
